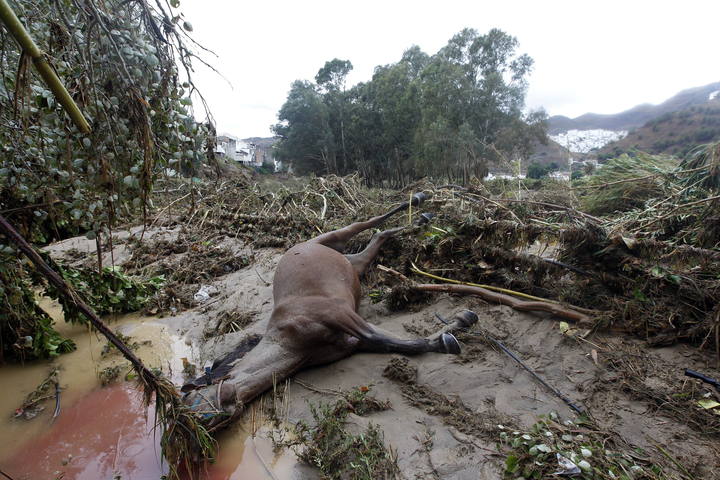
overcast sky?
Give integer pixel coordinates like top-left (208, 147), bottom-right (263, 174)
top-left (180, 0), bottom-right (720, 139)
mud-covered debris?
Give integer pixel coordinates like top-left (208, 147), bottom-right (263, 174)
top-left (98, 365), bottom-right (123, 386)
top-left (382, 357), bottom-right (418, 384)
top-left (283, 386), bottom-right (398, 480)
top-left (206, 309), bottom-right (259, 337)
top-left (383, 357), bottom-right (514, 440)
top-left (385, 284), bottom-right (431, 312)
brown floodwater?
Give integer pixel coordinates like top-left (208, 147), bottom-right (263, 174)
top-left (0, 299), bottom-right (297, 479)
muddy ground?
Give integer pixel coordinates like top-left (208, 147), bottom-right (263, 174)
top-left (20, 219), bottom-right (719, 480)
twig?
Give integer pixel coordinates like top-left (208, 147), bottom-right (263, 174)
top-left (52, 379), bottom-right (61, 421)
top-left (653, 443), bottom-right (695, 480)
top-left (293, 378), bottom-right (344, 397)
top-left (498, 198), bottom-right (603, 224)
top-left (454, 191), bottom-right (525, 224)
top-left (0, 469), bottom-right (16, 480)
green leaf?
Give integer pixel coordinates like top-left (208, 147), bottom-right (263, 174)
top-left (505, 455), bottom-right (519, 473)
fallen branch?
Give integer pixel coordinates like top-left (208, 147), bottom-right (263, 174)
top-left (410, 261), bottom-right (558, 304)
top-left (0, 213), bottom-right (214, 478)
top-left (415, 283), bottom-right (592, 325)
top-left (377, 265), bottom-right (591, 325)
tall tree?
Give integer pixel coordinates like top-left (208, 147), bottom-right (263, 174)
top-left (315, 59), bottom-right (353, 173)
top-left (273, 81), bottom-right (331, 175)
top-left (274, 28), bottom-right (546, 185)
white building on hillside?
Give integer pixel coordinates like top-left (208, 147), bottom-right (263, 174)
top-left (216, 135), bottom-right (260, 166)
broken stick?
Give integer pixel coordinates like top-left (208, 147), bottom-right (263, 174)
top-left (377, 264), bottom-right (591, 325)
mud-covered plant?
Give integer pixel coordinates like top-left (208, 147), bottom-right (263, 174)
top-left (287, 387), bottom-right (397, 480)
top-left (500, 413), bottom-right (688, 480)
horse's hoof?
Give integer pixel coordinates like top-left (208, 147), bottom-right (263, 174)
top-left (414, 212), bottom-right (434, 226)
top-left (455, 310), bottom-right (478, 328)
top-left (441, 333), bottom-right (461, 354)
top-left (411, 192), bottom-right (428, 206)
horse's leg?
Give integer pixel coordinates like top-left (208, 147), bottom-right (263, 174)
top-left (345, 226), bottom-right (404, 276)
top-left (182, 339), bottom-right (307, 431)
top-left (356, 310), bottom-right (478, 355)
top-left (309, 192), bottom-right (427, 253)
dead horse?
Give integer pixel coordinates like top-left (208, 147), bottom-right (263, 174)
top-left (181, 193), bottom-right (478, 429)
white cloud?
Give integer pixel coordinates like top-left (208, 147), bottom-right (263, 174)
top-left (180, 0), bottom-right (720, 137)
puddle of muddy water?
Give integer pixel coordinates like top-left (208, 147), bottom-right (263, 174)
top-left (0, 299), bottom-right (299, 480)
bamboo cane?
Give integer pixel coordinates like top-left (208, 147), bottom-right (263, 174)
top-left (0, 0), bottom-right (91, 133)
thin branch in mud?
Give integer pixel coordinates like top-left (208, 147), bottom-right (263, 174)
top-left (415, 283), bottom-right (592, 325)
top-left (378, 264), bottom-right (592, 324)
top-left (411, 261), bottom-right (569, 306)
top-left (293, 378), bottom-right (344, 397)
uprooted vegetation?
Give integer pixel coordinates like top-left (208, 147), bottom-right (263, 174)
top-left (500, 414), bottom-right (689, 480)
top-left (136, 144), bottom-right (719, 354)
top-left (271, 386), bottom-right (398, 480)
top-left (121, 235), bottom-right (252, 313)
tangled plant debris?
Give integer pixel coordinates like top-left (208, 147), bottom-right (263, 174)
top-left (500, 413), bottom-right (691, 480)
top-left (144, 154), bottom-right (719, 358)
top-left (273, 386), bottom-right (398, 480)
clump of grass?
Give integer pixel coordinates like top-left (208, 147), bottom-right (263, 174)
top-left (98, 365), bottom-right (123, 386)
top-left (500, 413), bottom-right (690, 480)
top-left (205, 309), bottom-right (258, 337)
top-left (576, 153), bottom-right (677, 215)
top-left (679, 141), bottom-right (720, 191)
top-left (281, 387), bottom-right (397, 480)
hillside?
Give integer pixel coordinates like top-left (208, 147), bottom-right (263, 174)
top-left (528, 138), bottom-right (572, 167)
top-left (548, 81), bottom-right (720, 134)
top-left (598, 98), bottom-right (720, 158)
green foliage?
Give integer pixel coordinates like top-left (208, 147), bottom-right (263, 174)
top-left (0, 253), bottom-right (75, 360)
top-left (0, 0), bottom-right (206, 362)
top-left (500, 414), bottom-right (677, 479)
top-left (273, 28), bottom-right (546, 186)
top-left (0, 250), bottom-right (162, 361)
top-left (527, 161), bottom-right (558, 179)
top-left (0, 0), bottom-right (209, 243)
top-left (47, 263), bottom-right (164, 323)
